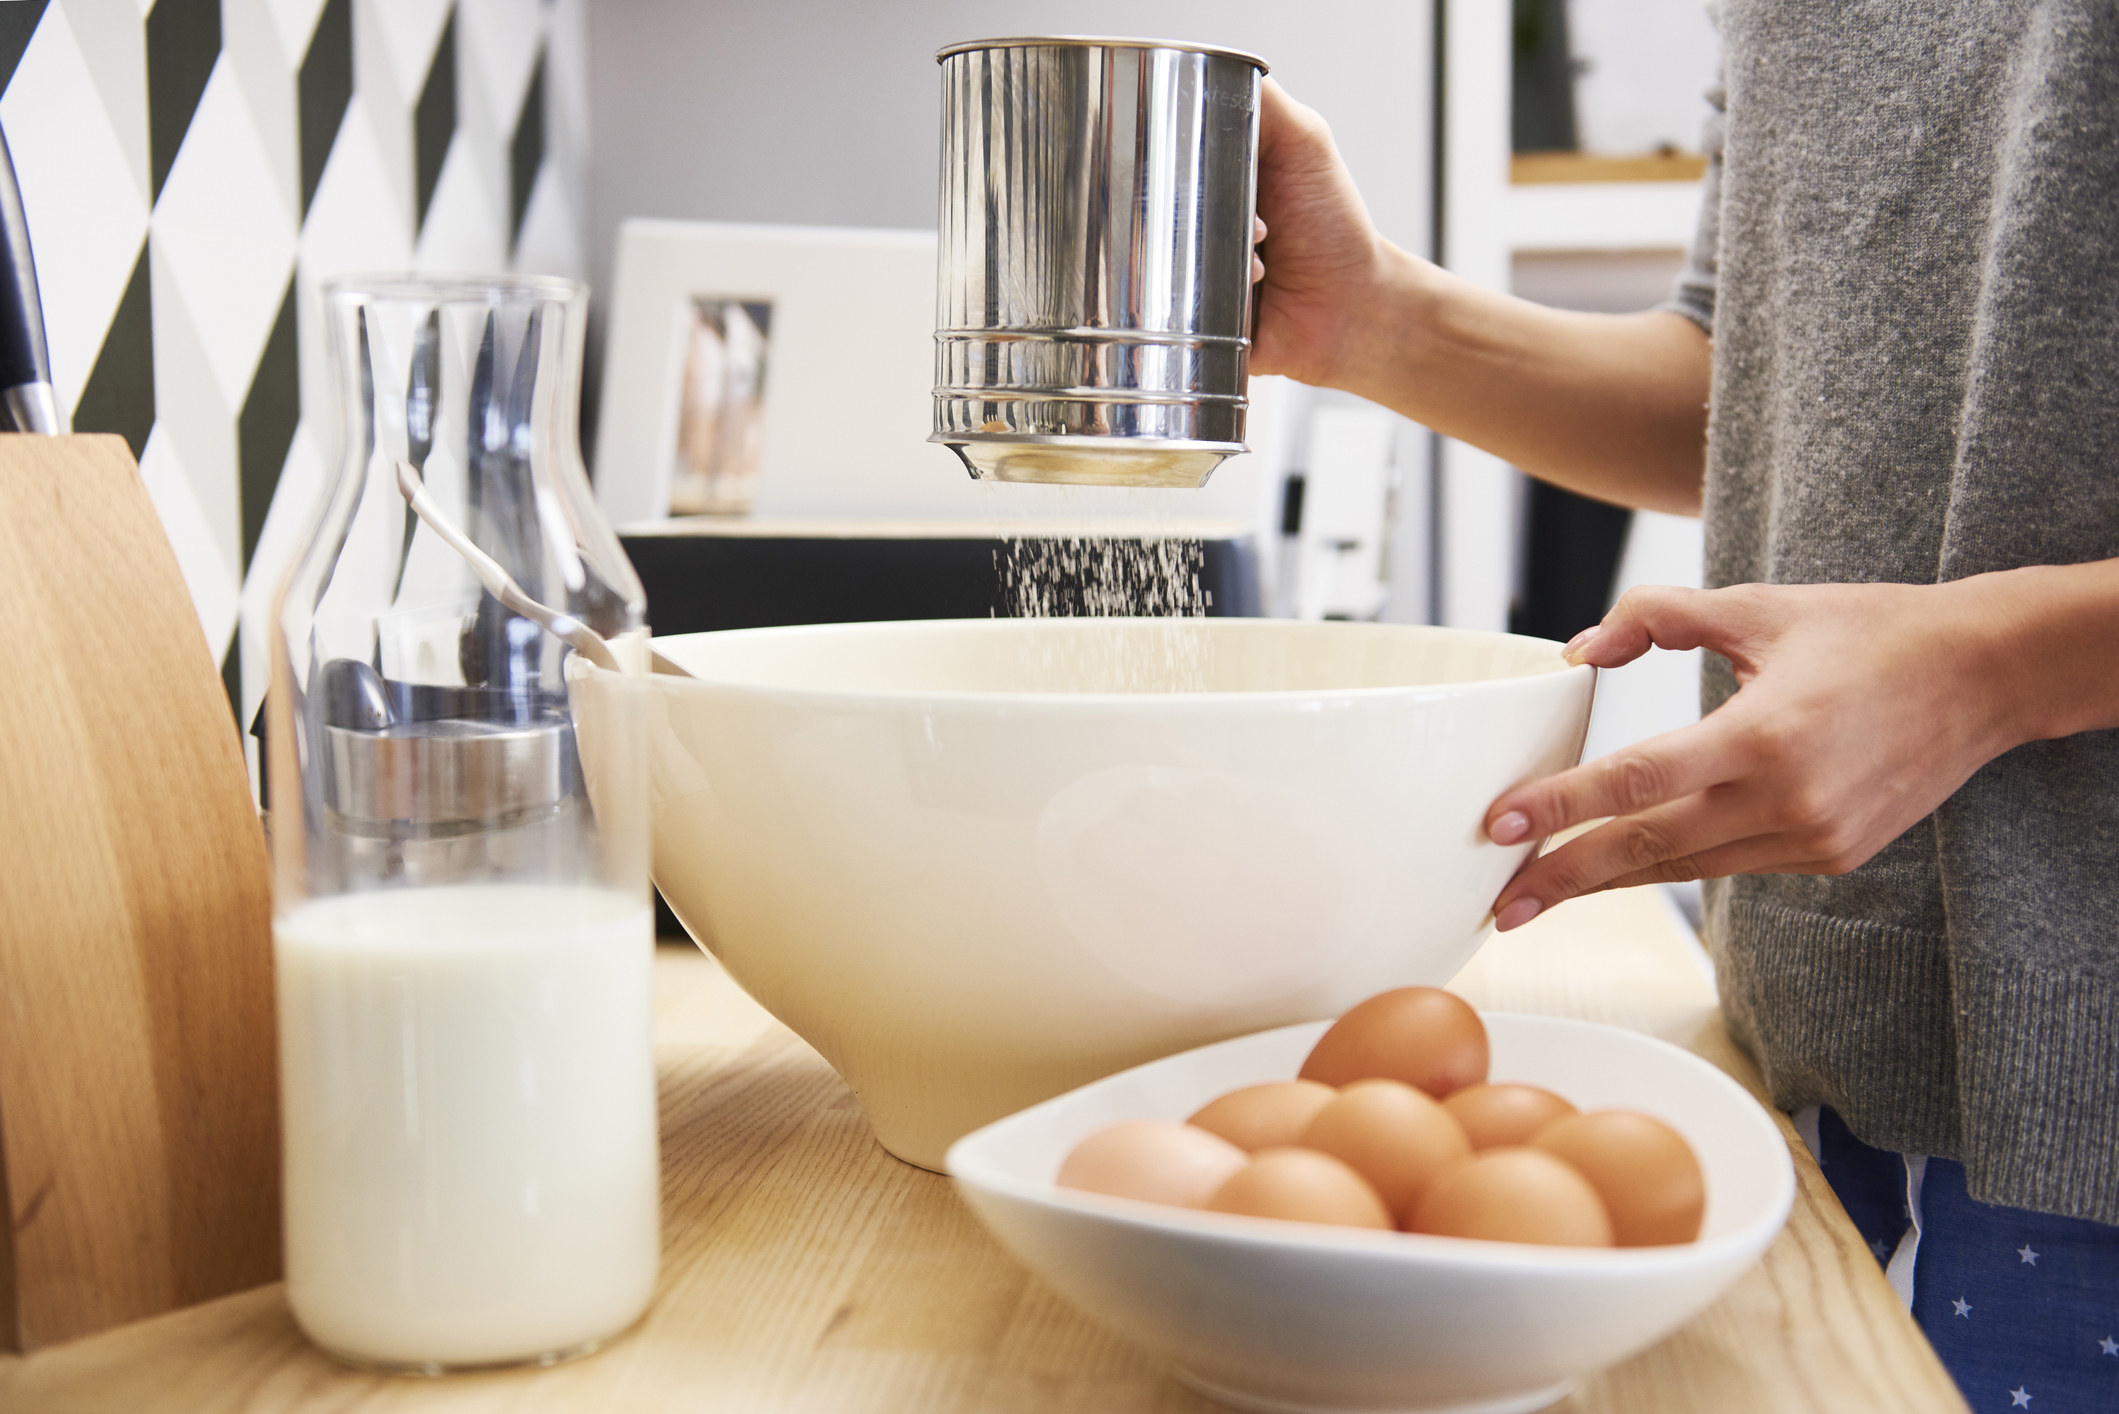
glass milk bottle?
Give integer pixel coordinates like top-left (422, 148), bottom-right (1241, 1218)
top-left (265, 276), bottom-right (657, 1372)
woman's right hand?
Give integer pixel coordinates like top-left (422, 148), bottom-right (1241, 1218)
top-left (1250, 79), bottom-right (1400, 389)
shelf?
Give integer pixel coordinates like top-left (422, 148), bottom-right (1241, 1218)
top-left (1511, 151), bottom-right (1708, 184)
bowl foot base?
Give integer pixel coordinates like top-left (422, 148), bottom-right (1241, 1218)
top-left (1175, 1370), bottom-right (1577, 1414)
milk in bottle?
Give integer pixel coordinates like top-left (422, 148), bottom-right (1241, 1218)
top-left (275, 884), bottom-right (657, 1368)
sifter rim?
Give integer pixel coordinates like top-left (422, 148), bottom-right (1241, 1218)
top-left (936, 35), bottom-right (1269, 72)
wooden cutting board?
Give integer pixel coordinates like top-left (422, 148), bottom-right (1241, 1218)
top-left (0, 434), bottom-right (280, 1351)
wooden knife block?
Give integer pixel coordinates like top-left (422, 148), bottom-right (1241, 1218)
top-left (0, 435), bottom-right (280, 1351)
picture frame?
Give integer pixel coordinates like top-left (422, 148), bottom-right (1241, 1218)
top-left (590, 218), bottom-right (1283, 532)
top-left (593, 220), bottom-right (939, 525)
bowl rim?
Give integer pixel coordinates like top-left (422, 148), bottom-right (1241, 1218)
top-left (646, 617), bottom-right (1595, 709)
top-left (946, 1013), bottom-right (1796, 1276)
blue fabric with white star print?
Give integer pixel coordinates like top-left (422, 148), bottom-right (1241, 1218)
top-left (1814, 1108), bottom-right (2119, 1413)
top-left (1813, 1108), bottom-right (1911, 1265)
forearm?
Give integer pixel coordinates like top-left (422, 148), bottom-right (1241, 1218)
top-left (1329, 247), bottom-right (1713, 516)
top-left (1970, 558), bottom-right (2119, 746)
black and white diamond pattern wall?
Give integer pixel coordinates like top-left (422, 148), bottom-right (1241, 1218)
top-left (0, 0), bottom-right (589, 775)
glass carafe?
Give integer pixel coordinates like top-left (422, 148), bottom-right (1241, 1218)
top-left (265, 276), bottom-right (656, 1373)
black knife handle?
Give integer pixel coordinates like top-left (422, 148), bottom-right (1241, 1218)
top-left (0, 122), bottom-right (53, 399)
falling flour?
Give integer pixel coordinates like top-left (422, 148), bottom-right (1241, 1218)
top-left (995, 530), bottom-right (1214, 692)
top-left (998, 533), bottom-right (1210, 619)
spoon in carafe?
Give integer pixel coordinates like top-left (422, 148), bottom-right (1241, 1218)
top-left (394, 460), bottom-right (692, 678)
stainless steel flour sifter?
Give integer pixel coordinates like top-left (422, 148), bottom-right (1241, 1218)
top-left (931, 37), bottom-right (1267, 488)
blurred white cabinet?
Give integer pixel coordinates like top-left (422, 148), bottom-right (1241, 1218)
top-left (1432, 0), bottom-right (1707, 633)
top-left (1293, 406), bottom-right (1398, 621)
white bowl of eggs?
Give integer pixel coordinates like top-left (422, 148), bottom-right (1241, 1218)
top-left (620, 618), bottom-right (1594, 1169)
top-left (946, 989), bottom-right (1795, 1414)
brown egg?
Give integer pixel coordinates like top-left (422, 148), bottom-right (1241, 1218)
top-left (1205, 1147), bottom-right (1394, 1230)
top-left (1532, 1110), bottom-right (1706, 1246)
top-left (1443, 1083), bottom-right (1579, 1151)
top-left (1298, 987), bottom-right (1489, 1097)
top-left (1298, 1079), bottom-right (1472, 1223)
top-left (1407, 1148), bottom-right (1615, 1247)
top-left (1056, 1121), bottom-right (1250, 1209)
top-left (1188, 1080), bottom-right (1339, 1152)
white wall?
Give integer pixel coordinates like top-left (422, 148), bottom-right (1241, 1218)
top-left (585, 0), bottom-right (1435, 284)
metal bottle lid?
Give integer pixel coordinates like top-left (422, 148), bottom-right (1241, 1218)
top-left (323, 717), bottom-right (567, 834)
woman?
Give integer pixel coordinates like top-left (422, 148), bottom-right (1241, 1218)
top-left (1249, 6), bottom-right (2118, 1408)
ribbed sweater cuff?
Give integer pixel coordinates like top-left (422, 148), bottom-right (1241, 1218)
top-left (1715, 897), bottom-right (1961, 1155)
top-left (1953, 954), bottom-right (2119, 1225)
top-left (1715, 896), bottom-right (2119, 1225)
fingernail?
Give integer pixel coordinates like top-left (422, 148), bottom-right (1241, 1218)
top-left (1561, 627), bottom-right (1597, 662)
top-left (1488, 810), bottom-right (1531, 845)
top-left (1495, 897), bottom-right (1542, 932)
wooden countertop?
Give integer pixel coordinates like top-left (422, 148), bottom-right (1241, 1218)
top-left (0, 888), bottom-right (1966, 1413)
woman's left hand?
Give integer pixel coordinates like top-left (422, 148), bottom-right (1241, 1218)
top-left (1482, 576), bottom-right (2055, 930)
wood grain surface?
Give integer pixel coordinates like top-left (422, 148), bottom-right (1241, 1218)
top-left (0, 436), bottom-right (280, 1352)
top-left (0, 883), bottom-right (1965, 1412)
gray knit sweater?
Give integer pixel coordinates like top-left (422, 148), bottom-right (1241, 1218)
top-left (1666, 0), bottom-right (2119, 1223)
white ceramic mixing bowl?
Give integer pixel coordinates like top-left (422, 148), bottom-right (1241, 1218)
top-left (618, 618), bottom-right (1594, 1169)
top-left (947, 1015), bottom-right (1795, 1414)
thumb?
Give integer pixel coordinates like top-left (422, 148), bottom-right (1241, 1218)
top-left (1567, 584), bottom-right (1767, 668)
top-left (1258, 77), bottom-right (1299, 154)
top-left (1257, 77), bottom-right (1334, 177)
